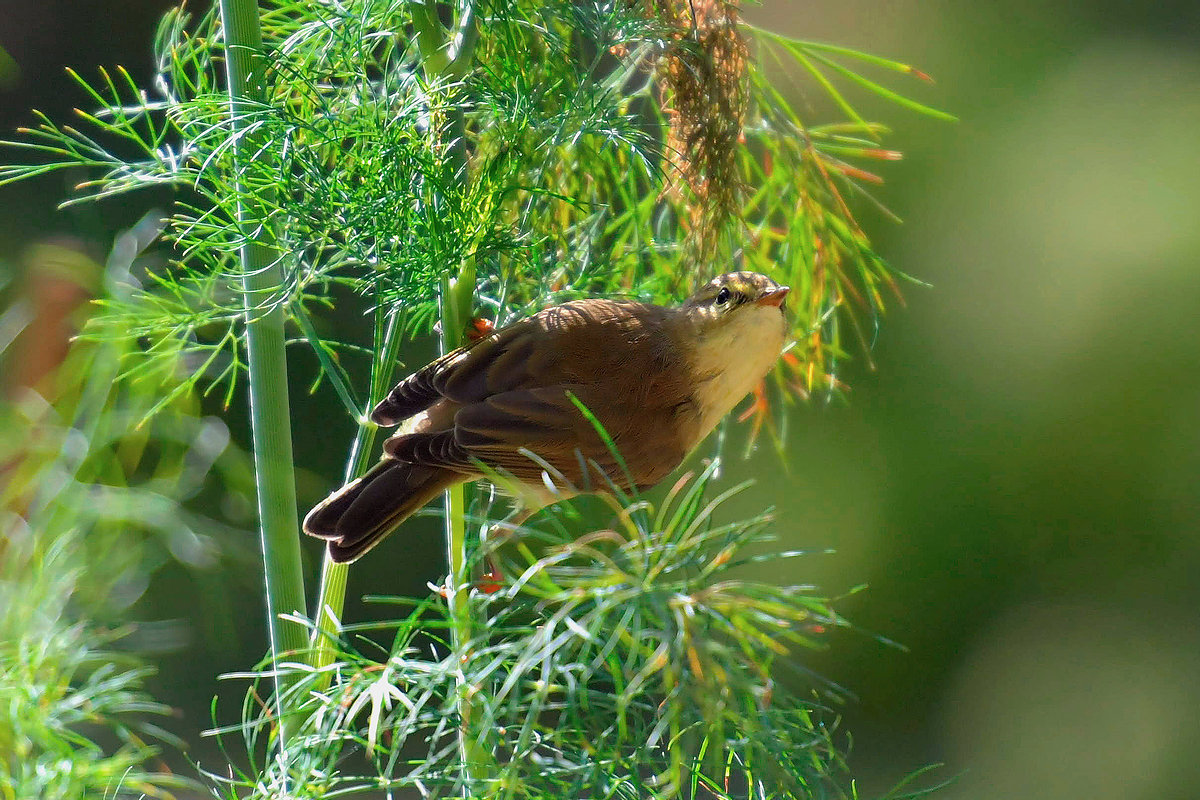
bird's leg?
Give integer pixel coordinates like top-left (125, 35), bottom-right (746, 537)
top-left (476, 506), bottom-right (535, 594)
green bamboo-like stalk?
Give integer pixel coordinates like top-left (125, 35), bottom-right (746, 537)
top-left (217, 0), bottom-right (308, 746)
top-left (309, 411), bottom-right (370, 679)
top-left (426, 6), bottom-right (486, 787)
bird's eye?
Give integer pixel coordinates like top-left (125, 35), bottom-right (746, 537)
top-left (716, 287), bottom-right (732, 305)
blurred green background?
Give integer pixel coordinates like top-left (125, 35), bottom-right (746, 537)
top-left (4, 1), bottom-right (1200, 798)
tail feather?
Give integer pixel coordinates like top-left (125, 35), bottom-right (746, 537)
top-left (303, 459), bottom-right (457, 563)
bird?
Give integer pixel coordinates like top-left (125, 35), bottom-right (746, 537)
top-left (303, 271), bottom-right (790, 563)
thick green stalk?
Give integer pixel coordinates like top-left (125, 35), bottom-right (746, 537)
top-left (218, 0), bottom-right (308, 737)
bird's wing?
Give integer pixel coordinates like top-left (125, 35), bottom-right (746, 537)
top-left (368, 336), bottom-right (494, 426)
top-left (373, 298), bottom-right (694, 492)
top-left (382, 384), bottom-right (658, 491)
top-left (370, 299), bottom-right (630, 426)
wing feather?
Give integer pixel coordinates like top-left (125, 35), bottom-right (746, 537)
top-left (371, 317), bottom-right (551, 426)
top-left (372, 299), bottom-right (699, 491)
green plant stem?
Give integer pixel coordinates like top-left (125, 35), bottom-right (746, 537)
top-left (308, 427), bottom-right (367, 685)
top-left (310, 306), bottom-right (405, 681)
top-left (413, 1), bottom-right (449, 75)
top-left (311, 559), bottom-right (348, 668)
top-left (426, 7), bottom-right (487, 788)
top-left (218, 0), bottom-right (307, 747)
top-left (440, 260), bottom-right (492, 794)
top-left (414, 0), bottom-right (478, 79)
top-left (310, 0), bottom-right (482, 721)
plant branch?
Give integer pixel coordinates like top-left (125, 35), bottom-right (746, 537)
top-left (217, 0), bottom-right (307, 749)
top-left (439, 258), bottom-right (493, 794)
top-left (310, 305), bottom-right (405, 682)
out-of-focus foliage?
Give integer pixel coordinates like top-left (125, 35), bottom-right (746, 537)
top-left (0, 45), bottom-right (17, 91)
top-left (0, 220), bottom-right (254, 799)
top-left (0, 529), bottom-right (189, 800)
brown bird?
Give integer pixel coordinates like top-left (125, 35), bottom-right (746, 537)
top-left (304, 271), bottom-right (790, 563)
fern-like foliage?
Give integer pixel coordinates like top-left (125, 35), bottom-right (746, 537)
top-left (208, 463), bottom-right (878, 799)
top-left (1, 1), bottom-right (952, 797)
top-left (1, 0), bottom-right (948, 416)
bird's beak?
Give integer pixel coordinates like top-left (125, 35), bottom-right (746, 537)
top-left (756, 286), bottom-right (790, 308)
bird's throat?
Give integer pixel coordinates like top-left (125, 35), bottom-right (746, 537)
top-left (686, 306), bottom-right (786, 443)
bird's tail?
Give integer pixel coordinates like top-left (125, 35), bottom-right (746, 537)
top-left (303, 459), bottom-right (458, 563)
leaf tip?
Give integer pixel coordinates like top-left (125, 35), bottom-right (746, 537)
top-left (908, 66), bottom-right (935, 83)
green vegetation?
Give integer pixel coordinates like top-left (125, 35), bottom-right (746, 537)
top-left (1, 0), bottom-right (947, 796)
top-left (0, 225), bottom-right (254, 799)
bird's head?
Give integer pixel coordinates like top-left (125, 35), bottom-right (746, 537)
top-left (682, 271), bottom-right (790, 332)
top-left (675, 272), bottom-right (790, 431)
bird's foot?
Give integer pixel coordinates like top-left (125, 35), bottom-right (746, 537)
top-left (431, 561), bottom-right (506, 600)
